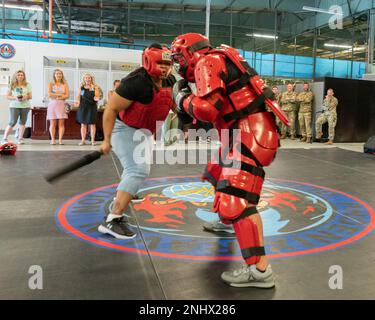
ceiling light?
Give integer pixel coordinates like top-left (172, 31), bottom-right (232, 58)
top-left (324, 43), bottom-right (352, 49)
top-left (246, 33), bottom-right (278, 39)
top-left (341, 46), bottom-right (367, 54)
top-left (302, 6), bottom-right (343, 15)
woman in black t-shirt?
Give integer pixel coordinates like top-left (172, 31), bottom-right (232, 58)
top-left (75, 74), bottom-right (101, 146)
top-left (98, 43), bottom-right (175, 240)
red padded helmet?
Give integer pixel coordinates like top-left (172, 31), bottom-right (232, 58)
top-left (171, 33), bottom-right (212, 82)
top-left (0, 142), bottom-right (17, 156)
top-left (142, 44), bottom-right (172, 78)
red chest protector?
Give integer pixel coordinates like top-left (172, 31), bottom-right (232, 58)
top-left (118, 87), bottom-right (173, 134)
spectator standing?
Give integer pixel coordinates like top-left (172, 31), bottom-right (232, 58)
top-left (1, 70), bottom-right (32, 145)
top-left (108, 80), bottom-right (121, 101)
top-left (75, 74), bottom-right (101, 146)
top-left (47, 69), bottom-right (70, 145)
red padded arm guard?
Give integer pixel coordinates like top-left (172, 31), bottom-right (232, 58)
top-left (182, 91), bottom-right (224, 123)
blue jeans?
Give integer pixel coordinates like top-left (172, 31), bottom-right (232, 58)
top-left (111, 119), bottom-right (154, 195)
top-left (9, 108), bottom-right (30, 126)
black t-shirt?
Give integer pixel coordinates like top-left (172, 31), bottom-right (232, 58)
top-left (115, 67), bottom-right (176, 104)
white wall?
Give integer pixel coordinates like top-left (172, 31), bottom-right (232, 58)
top-left (0, 39), bottom-right (142, 130)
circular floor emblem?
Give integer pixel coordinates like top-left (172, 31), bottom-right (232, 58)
top-left (56, 176), bottom-right (375, 261)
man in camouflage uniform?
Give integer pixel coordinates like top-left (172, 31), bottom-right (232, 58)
top-left (266, 86), bottom-right (281, 126)
top-left (296, 83), bottom-right (314, 143)
top-left (266, 86), bottom-right (280, 110)
top-left (315, 88), bottom-right (339, 145)
top-left (279, 83), bottom-right (297, 139)
top-left (272, 86), bottom-right (282, 130)
top-left (272, 86), bottom-right (281, 103)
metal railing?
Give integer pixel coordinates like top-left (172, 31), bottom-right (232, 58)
top-left (0, 31), bottom-right (147, 51)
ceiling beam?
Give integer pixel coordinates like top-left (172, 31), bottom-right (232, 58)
top-left (221, 0), bottom-right (237, 12)
top-left (275, 0), bottom-right (285, 9)
top-left (3, 1), bottom-right (299, 16)
top-left (292, 12), bottom-right (303, 21)
top-left (238, 7), bottom-right (250, 14)
top-left (347, 0), bottom-right (353, 16)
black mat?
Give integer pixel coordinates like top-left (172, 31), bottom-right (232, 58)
top-left (0, 148), bottom-right (374, 299)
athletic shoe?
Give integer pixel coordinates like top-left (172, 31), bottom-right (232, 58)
top-left (1, 139), bottom-right (8, 145)
top-left (98, 216), bottom-right (136, 239)
top-left (17, 139), bottom-right (25, 145)
top-left (132, 195), bottom-right (145, 203)
top-left (221, 264), bottom-right (275, 288)
top-left (203, 220), bottom-right (235, 234)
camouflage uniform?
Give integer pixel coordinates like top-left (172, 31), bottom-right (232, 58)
top-left (315, 96), bottom-right (338, 141)
top-left (279, 91), bottom-right (297, 137)
top-left (296, 90), bottom-right (314, 139)
top-left (266, 92), bottom-right (281, 128)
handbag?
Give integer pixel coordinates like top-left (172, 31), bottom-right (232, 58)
top-left (64, 102), bottom-right (72, 114)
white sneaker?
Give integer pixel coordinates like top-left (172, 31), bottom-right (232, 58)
top-left (221, 264), bottom-right (275, 288)
top-left (203, 220), bottom-right (235, 234)
top-left (17, 139), bottom-right (25, 145)
top-left (1, 139), bottom-right (8, 145)
top-left (132, 195), bottom-right (145, 203)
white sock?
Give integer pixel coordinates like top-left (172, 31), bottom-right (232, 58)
top-left (106, 213), bottom-right (123, 222)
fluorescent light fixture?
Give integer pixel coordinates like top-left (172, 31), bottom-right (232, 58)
top-left (353, 46), bottom-right (366, 51)
top-left (5, 4), bottom-right (43, 12)
top-left (246, 33), bottom-right (278, 39)
top-left (340, 47), bottom-right (366, 54)
top-left (20, 28), bottom-right (58, 34)
top-left (302, 6), bottom-right (343, 15)
top-left (324, 43), bottom-right (352, 49)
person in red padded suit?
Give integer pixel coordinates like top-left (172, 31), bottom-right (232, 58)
top-left (171, 33), bottom-right (289, 288)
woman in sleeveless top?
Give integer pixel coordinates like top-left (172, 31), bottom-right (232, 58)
top-left (47, 69), bottom-right (70, 145)
top-left (75, 74), bottom-right (100, 146)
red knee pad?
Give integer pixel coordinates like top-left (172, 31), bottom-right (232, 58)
top-left (217, 193), bottom-right (247, 223)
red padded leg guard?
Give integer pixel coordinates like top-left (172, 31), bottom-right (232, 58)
top-left (233, 215), bottom-right (263, 265)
